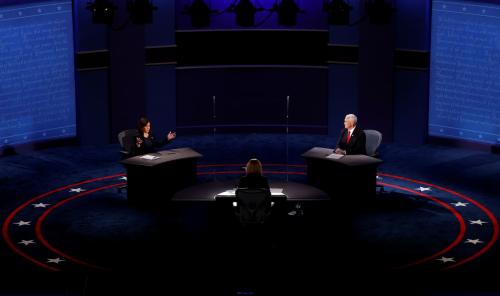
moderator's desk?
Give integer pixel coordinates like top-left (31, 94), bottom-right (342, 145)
top-left (120, 147), bottom-right (203, 205)
top-left (172, 181), bottom-right (331, 224)
top-left (302, 147), bottom-right (382, 200)
top-left (172, 181), bottom-right (330, 202)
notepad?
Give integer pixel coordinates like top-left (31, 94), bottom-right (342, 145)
top-left (271, 188), bottom-right (285, 196)
top-left (216, 190), bottom-right (236, 197)
top-left (140, 154), bottom-right (160, 160)
top-left (326, 153), bottom-right (344, 160)
top-left (214, 188), bottom-right (285, 198)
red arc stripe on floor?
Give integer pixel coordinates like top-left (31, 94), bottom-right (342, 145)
top-left (379, 173), bottom-right (499, 269)
top-left (379, 182), bottom-right (466, 269)
top-left (1, 174), bottom-right (125, 271)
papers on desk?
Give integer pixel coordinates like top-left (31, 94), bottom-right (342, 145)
top-left (139, 154), bottom-right (160, 160)
top-left (214, 188), bottom-right (285, 199)
top-left (217, 189), bottom-right (236, 196)
top-left (271, 188), bottom-right (284, 195)
top-left (326, 153), bottom-right (344, 160)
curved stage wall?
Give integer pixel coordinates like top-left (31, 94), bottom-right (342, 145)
top-left (175, 29), bottom-right (328, 134)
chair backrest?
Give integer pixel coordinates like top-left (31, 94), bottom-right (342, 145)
top-left (364, 129), bottom-right (382, 157)
top-left (235, 188), bottom-right (272, 225)
top-left (117, 129), bottom-right (139, 155)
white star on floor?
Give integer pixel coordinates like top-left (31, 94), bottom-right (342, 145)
top-left (120, 176), bottom-right (127, 181)
top-left (415, 186), bottom-right (431, 192)
top-left (47, 258), bottom-right (65, 264)
top-left (437, 256), bottom-right (455, 263)
top-left (69, 188), bottom-right (86, 193)
top-left (18, 240), bottom-right (35, 246)
top-left (465, 239), bottom-right (484, 245)
top-left (451, 202), bottom-right (468, 207)
top-left (13, 221), bottom-right (31, 226)
top-left (469, 219), bottom-right (488, 225)
top-left (32, 203), bottom-right (50, 208)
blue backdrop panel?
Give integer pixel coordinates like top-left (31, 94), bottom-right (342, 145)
top-left (0, 0), bottom-right (76, 147)
top-left (429, 0), bottom-right (500, 144)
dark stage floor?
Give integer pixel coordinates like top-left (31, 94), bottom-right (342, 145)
top-left (0, 133), bottom-right (499, 295)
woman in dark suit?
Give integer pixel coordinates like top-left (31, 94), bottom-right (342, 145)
top-left (236, 159), bottom-right (272, 225)
top-left (238, 158), bottom-right (270, 190)
top-left (132, 117), bottom-right (176, 156)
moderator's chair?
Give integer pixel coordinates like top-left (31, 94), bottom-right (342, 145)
top-left (117, 129), bottom-right (138, 193)
top-left (234, 188), bottom-right (272, 226)
top-left (364, 129), bottom-right (384, 193)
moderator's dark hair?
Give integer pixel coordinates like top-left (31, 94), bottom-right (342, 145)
top-left (137, 117), bottom-right (150, 133)
top-left (246, 158), bottom-right (263, 176)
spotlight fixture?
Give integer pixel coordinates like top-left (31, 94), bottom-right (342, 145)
top-left (127, 0), bottom-right (157, 24)
top-left (323, 0), bottom-right (352, 25)
top-left (185, 0), bottom-right (212, 28)
top-left (275, 0), bottom-right (300, 26)
top-left (234, 0), bottom-right (257, 27)
top-left (365, 0), bottom-right (392, 24)
top-left (86, 0), bottom-right (116, 24)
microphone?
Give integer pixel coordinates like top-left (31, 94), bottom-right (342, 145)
top-left (212, 95), bottom-right (216, 119)
top-left (212, 95), bottom-right (216, 133)
top-left (212, 95), bottom-right (217, 181)
top-left (286, 95), bottom-right (290, 120)
top-left (286, 95), bottom-right (290, 133)
top-left (286, 95), bottom-right (290, 183)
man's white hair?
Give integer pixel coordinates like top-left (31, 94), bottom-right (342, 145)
top-left (345, 114), bottom-right (357, 125)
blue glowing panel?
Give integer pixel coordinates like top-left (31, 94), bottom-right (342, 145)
top-left (176, 0), bottom-right (327, 30)
top-left (0, 0), bottom-right (76, 148)
top-left (429, 0), bottom-right (500, 144)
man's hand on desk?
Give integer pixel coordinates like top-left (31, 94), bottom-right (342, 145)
top-left (335, 148), bottom-right (346, 155)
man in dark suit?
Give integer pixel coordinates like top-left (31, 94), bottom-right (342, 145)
top-left (335, 114), bottom-right (366, 155)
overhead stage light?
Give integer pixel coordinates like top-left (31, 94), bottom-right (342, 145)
top-left (234, 0), bottom-right (257, 27)
top-left (323, 0), bottom-right (352, 26)
top-left (365, 0), bottom-right (392, 25)
top-left (86, 0), bottom-right (116, 24)
top-left (185, 0), bottom-right (212, 28)
top-left (275, 0), bottom-right (300, 26)
top-left (127, 0), bottom-right (157, 24)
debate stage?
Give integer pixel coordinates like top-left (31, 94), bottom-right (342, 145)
top-left (0, 134), bottom-right (499, 295)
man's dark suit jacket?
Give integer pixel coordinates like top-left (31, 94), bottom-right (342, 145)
top-left (336, 127), bottom-right (367, 155)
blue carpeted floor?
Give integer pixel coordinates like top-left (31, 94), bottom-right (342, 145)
top-left (1, 133), bottom-right (499, 295)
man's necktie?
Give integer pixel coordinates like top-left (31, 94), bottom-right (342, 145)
top-left (347, 131), bottom-right (351, 143)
